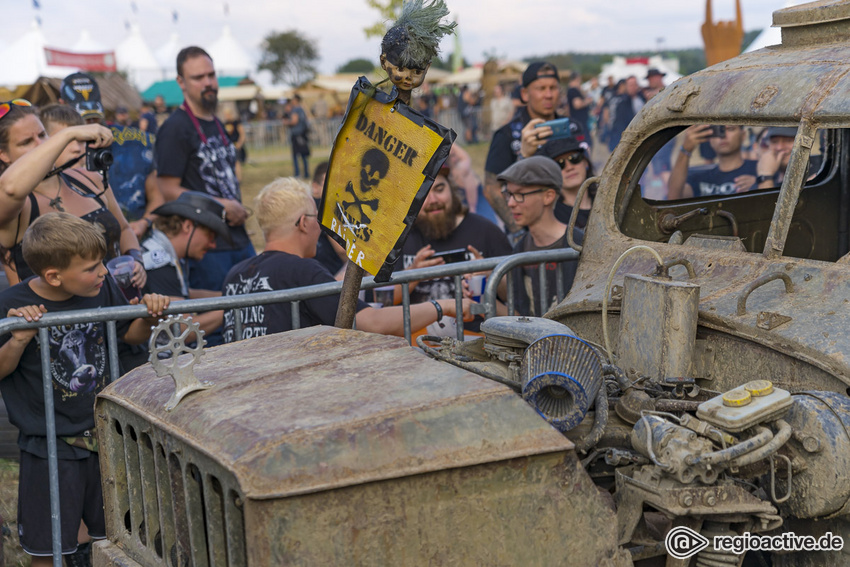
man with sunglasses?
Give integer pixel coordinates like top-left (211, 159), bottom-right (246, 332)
top-left (498, 156), bottom-right (583, 317)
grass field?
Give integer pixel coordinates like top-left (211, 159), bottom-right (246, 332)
top-left (0, 140), bottom-right (494, 566)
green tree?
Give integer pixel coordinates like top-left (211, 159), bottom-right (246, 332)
top-left (337, 58), bottom-right (376, 73)
top-left (258, 30), bottom-right (319, 87)
top-left (363, 0), bottom-right (403, 39)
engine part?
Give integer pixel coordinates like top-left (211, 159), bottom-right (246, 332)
top-left (520, 333), bottom-right (603, 432)
top-left (480, 316), bottom-right (575, 358)
top-left (778, 392), bottom-right (850, 519)
top-left (697, 380), bottom-right (792, 432)
top-left (631, 414), bottom-right (721, 484)
top-left (617, 273), bottom-right (700, 381)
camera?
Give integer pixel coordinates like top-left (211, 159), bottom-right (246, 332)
top-left (86, 143), bottom-right (113, 172)
top-left (709, 125), bottom-right (727, 138)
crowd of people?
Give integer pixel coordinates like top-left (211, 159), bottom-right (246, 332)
top-left (0, 48), bottom-right (580, 566)
top-left (0, 44), bottom-right (802, 564)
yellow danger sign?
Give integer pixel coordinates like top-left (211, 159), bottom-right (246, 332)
top-left (320, 78), bottom-right (455, 281)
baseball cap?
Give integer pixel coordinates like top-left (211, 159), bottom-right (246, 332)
top-left (767, 127), bottom-right (798, 139)
top-left (115, 105), bottom-right (129, 114)
top-left (153, 192), bottom-right (232, 244)
top-left (536, 137), bottom-right (589, 160)
top-left (646, 68), bottom-right (666, 79)
top-left (522, 62), bottom-right (559, 88)
top-left (497, 156), bottom-right (562, 191)
top-left (60, 72), bottom-right (104, 121)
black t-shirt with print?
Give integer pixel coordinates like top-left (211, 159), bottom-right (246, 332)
top-left (395, 213), bottom-right (512, 305)
top-left (686, 160), bottom-right (758, 197)
top-left (155, 108), bottom-right (249, 250)
top-left (0, 277), bottom-right (130, 459)
top-left (221, 251), bottom-right (368, 343)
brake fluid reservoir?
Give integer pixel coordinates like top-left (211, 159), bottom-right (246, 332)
top-left (696, 380), bottom-right (792, 432)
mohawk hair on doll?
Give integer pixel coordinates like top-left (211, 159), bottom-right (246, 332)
top-left (381, 0), bottom-right (457, 70)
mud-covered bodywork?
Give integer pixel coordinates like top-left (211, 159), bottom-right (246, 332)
top-left (94, 327), bottom-right (628, 566)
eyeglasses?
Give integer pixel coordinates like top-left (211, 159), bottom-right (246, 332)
top-left (501, 187), bottom-right (545, 203)
top-left (555, 152), bottom-right (584, 169)
top-left (295, 213), bottom-right (318, 226)
top-left (0, 99), bottom-right (32, 121)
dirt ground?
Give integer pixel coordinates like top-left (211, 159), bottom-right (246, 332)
top-left (0, 141), bottom-right (492, 566)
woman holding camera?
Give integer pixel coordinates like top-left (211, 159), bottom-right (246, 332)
top-left (0, 101), bottom-right (146, 286)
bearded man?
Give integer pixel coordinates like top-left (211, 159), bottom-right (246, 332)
top-left (155, 46), bottom-right (255, 298)
top-left (395, 164), bottom-right (511, 307)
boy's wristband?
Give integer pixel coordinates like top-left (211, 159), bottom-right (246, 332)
top-left (430, 299), bottom-right (443, 322)
top-left (127, 249), bottom-right (144, 265)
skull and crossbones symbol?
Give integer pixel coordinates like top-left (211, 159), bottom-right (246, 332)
top-left (337, 148), bottom-right (390, 241)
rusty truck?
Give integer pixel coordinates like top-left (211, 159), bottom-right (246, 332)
top-left (92, 1), bottom-right (850, 565)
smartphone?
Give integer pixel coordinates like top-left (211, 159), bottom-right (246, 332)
top-left (432, 248), bottom-right (468, 263)
top-left (536, 117), bottom-right (573, 141)
top-left (709, 125), bottom-right (727, 138)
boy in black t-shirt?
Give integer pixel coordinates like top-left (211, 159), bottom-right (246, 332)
top-left (0, 213), bottom-right (168, 566)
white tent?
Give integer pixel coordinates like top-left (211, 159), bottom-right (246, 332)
top-left (115, 24), bottom-right (160, 91)
top-left (744, 0), bottom-right (806, 53)
top-left (599, 55), bottom-right (681, 87)
top-left (207, 25), bottom-right (254, 78)
top-left (0, 20), bottom-right (79, 88)
top-left (72, 30), bottom-right (109, 54)
top-left (155, 32), bottom-right (181, 81)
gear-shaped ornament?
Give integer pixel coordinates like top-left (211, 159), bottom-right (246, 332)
top-left (148, 315), bottom-right (213, 411)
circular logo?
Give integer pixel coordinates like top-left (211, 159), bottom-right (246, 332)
top-left (665, 525), bottom-right (710, 559)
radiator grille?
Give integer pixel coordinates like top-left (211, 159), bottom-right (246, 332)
top-left (99, 408), bottom-right (247, 567)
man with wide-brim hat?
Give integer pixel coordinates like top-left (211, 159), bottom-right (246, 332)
top-left (139, 191), bottom-right (230, 334)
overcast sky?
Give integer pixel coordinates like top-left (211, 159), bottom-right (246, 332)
top-left (10, 0), bottom-right (799, 76)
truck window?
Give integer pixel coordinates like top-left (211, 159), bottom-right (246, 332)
top-left (618, 125), bottom-right (841, 262)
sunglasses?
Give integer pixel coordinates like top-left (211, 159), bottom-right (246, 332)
top-left (0, 99), bottom-right (32, 121)
top-left (555, 152), bottom-right (585, 169)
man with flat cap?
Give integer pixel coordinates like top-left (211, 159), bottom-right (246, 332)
top-left (140, 191), bottom-right (231, 335)
top-left (498, 156), bottom-right (583, 316)
top-left (483, 61), bottom-right (581, 235)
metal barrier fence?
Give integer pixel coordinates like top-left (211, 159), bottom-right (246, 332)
top-left (0, 247), bottom-right (578, 565)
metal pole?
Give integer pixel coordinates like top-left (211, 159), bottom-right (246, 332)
top-left (402, 283), bottom-right (411, 343)
top-left (107, 320), bottom-right (120, 383)
top-left (335, 262), bottom-right (365, 329)
top-left (39, 326), bottom-right (63, 567)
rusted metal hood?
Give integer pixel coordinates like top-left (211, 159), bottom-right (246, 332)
top-left (98, 326), bottom-right (572, 500)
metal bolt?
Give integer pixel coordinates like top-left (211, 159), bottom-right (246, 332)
top-left (802, 436), bottom-right (821, 453)
top-left (680, 493), bottom-right (694, 507)
top-left (704, 493), bottom-right (716, 507)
